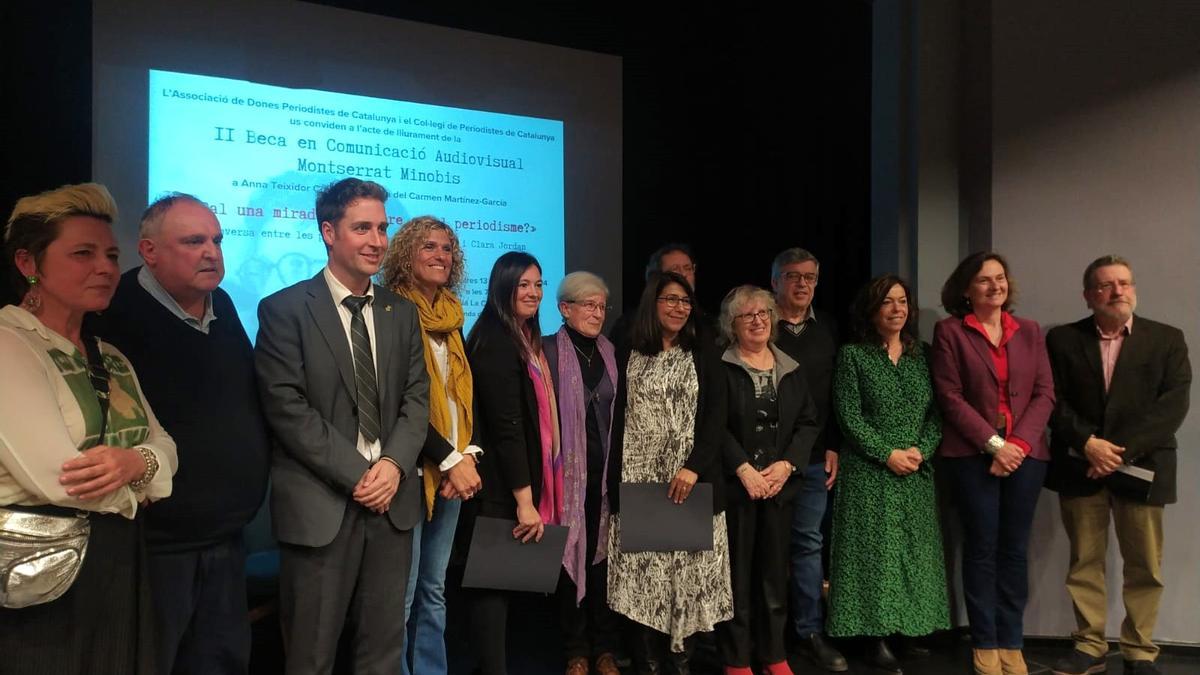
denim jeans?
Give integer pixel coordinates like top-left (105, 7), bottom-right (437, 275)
top-left (790, 461), bottom-right (829, 636)
top-left (943, 455), bottom-right (1047, 648)
top-left (401, 494), bottom-right (462, 675)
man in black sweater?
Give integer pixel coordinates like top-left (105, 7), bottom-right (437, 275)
top-left (770, 247), bottom-right (846, 672)
top-left (93, 193), bottom-right (270, 675)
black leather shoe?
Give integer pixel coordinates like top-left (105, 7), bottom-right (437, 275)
top-left (863, 639), bottom-right (902, 673)
top-left (1052, 650), bottom-right (1107, 675)
top-left (1123, 660), bottom-right (1160, 675)
top-left (897, 636), bottom-right (931, 659)
top-left (800, 633), bottom-right (849, 672)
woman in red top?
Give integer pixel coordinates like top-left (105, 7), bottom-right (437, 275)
top-left (931, 252), bottom-right (1056, 675)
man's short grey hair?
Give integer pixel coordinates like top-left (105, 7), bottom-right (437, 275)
top-left (557, 271), bottom-right (609, 303)
top-left (1082, 254), bottom-right (1134, 290)
top-left (771, 247), bottom-right (820, 281)
top-left (718, 284), bottom-right (778, 346)
top-left (140, 192), bottom-right (208, 239)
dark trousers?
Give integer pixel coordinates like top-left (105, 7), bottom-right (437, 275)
top-left (0, 512), bottom-right (155, 675)
top-left (558, 563), bottom-right (621, 660)
top-left (468, 588), bottom-right (512, 675)
top-left (279, 505), bottom-right (413, 675)
top-left (148, 536), bottom-right (250, 675)
top-left (717, 496), bottom-right (793, 666)
top-left (944, 454), bottom-right (1047, 648)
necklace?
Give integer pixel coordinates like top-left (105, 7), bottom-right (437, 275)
top-left (572, 340), bottom-right (596, 366)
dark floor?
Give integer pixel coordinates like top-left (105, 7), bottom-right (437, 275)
top-left (248, 567), bottom-right (1200, 674)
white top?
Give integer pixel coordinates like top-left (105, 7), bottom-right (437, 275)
top-left (426, 337), bottom-right (481, 472)
top-left (0, 305), bottom-right (177, 518)
top-left (322, 266), bottom-right (382, 463)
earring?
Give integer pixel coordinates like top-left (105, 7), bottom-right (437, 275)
top-left (21, 275), bottom-right (42, 314)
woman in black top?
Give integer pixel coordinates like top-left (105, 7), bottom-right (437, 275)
top-left (462, 251), bottom-right (550, 675)
top-left (715, 285), bottom-right (820, 675)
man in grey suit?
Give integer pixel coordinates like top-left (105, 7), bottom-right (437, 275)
top-left (255, 178), bottom-right (430, 674)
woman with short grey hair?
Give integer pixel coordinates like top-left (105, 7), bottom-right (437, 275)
top-left (543, 271), bottom-right (622, 675)
top-left (716, 285), bottom-right (819, 675)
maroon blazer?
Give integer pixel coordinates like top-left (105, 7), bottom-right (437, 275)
top-left (931, 314), bottom-right (1056, 459)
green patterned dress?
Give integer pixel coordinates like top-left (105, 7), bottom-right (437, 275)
top-left (827, 342), bottom-right (950, 637)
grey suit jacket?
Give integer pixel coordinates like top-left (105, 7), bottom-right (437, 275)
top-left (255, 272), bottom-right (430, 546)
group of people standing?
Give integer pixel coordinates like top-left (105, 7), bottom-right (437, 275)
top-left (0, 178), bottom-right (1189, 675)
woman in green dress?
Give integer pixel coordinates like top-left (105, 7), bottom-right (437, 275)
top-left (828, 274), bottom-right (949, 674)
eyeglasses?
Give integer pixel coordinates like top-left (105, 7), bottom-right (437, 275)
top-left (567, 300), bottom-right (611, 314)
top-left (781, 271), bottom-right (819, 285)
top-left (734, 309), bottom-right (772, 324)
top-left (657, 295), bottom-right (693, 309)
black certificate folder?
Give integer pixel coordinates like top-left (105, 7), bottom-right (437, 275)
top-left (618, 482), bottom-right (714, 552)
top-left (462, 517), bottom-right (568, 593)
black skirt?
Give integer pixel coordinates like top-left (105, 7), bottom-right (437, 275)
top-left (0, 511), bottom-right (156, 674)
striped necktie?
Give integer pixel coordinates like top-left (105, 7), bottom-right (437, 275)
top-left (342, 295), bottom-right (380, 444)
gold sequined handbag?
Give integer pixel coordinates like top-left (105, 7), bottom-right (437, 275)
top-left (0, 506), bottom-right (90, 608)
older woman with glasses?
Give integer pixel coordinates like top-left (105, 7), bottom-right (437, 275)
top-left (607, 271), bottom-right (732, 675)
top-left (715, 286), bottom-right (820, 675)
top-left (542, 272), bottom-right (621, 675)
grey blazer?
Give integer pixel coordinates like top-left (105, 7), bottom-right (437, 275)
top-left (255, 272), bottom-right (430, 546)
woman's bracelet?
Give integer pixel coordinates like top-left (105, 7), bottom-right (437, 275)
top-left (128, 447), bottom-right (159, 492)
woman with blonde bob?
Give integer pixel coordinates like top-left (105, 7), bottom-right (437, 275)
top-left (715, 285), bottom-right (819, 675)
top-left (0, 183), bottom-right (177, 673)
top-left (381, 215), bottom-right (483, 675)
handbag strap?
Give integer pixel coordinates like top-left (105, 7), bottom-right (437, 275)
top-left (81, 333), bottom-right (111, 446)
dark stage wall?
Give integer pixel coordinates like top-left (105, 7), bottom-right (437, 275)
top-left (1, 2), bottom-right (872, 322)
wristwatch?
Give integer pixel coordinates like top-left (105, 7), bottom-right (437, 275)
top-left (984, 435), bottom-right (1006, 456)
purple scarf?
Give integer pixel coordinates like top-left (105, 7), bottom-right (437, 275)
top-left (556, 327), bottom-right (618, 605)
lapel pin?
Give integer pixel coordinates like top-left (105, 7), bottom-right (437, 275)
top-left (385, 305), bottom-right (392, 312)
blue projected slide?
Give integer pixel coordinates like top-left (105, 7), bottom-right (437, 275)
top-left (148, 69), bottom-right (564, 338)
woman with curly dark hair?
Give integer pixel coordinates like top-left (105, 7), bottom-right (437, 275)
top-left (827, 274), bottom-right (949, 674)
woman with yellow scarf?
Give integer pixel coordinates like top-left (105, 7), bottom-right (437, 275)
top-left (382, 216), bottom-right (483, 675)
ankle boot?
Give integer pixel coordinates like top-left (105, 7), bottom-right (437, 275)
top-left (973, 648), bottom-right (1002, 675)
top-left (863, 639), bottom-right (902, 674)
top-left (997, 649), bottom-right (1028, 675)
top-left (666, 635), bottom-right (695, 675)
top-left (631, 626), bottom-right (663, 675)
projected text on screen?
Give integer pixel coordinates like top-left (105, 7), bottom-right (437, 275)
top-left (149, 69), bottom-right (565, 338)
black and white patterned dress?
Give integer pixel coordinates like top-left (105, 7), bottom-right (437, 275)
top-left (607, 347), bottom-right (733, 651)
